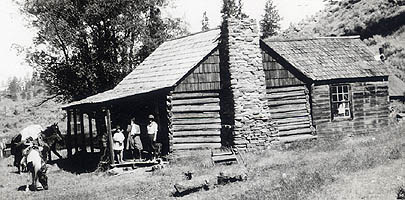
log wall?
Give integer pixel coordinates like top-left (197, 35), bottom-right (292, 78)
top-left (266, 85), bottom-right (313, 137)
top-left (172, 50), bottom-right (222, 150)
top-left (171, 91), bottom-right (222, 150)
top-left (312, 81), bottom-right (390, 135)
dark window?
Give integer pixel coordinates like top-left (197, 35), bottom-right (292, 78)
top-left (330, 84), bottom-right (351, 120)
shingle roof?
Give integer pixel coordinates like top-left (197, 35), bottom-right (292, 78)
top-left (263, 36), bottom-right (389, 81)
top-left (389, 75), bottom-right (405, 97)
top-left (63, 29), bottom-right (220, 108)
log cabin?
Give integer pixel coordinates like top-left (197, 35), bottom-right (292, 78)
top-left (261, 36), bottom-right (390, 136)
top-left (62, 17), bottom-right (391, 163)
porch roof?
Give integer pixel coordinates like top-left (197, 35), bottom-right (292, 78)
top-left (63, 29), bottom-right (220, 109)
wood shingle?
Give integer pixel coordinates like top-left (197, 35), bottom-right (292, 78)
top-left (262, 36), bottom-right (389, 81)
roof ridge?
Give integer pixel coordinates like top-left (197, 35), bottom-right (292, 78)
top-left (264, 35), bottom-right (360, 42)
top-left (166, 27), bottom-right (220, 42)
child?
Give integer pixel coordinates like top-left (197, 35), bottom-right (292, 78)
top-left (112, 126), bottom-right (125, 164)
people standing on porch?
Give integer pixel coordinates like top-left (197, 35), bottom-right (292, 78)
top-left (127, 117), bottom-right (143, 161)
top-left (112, 126), bottom-right (125, 164)
top-left (147, 114), bottom-right (158, 161)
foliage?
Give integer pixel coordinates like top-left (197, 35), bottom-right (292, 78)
top-left (260, 0), bottom-right (281, 38)
top-left (201, 11), bottom-right (209, 31)
top-left (22, 0), bottom-right (188, 101)
top-left (221, 0), bottom-right (248, 20)
top-left (7, 76), bottom-right (21, 101)
top-left (282, 0), bottom-right (405, 80)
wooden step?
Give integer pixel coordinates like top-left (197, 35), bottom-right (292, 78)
top-left (277, 128), bottom-right (312, 137)
top-left (278, 134), bottom-right (317, 143)
top-left (212, 155), bottom-right (237, 163)
top-left (173, 143), bottom-right (221, 150)
top-left (173, 137), bottom-right (221, 144)
top-left (174, 131), bottom-right (221, 137)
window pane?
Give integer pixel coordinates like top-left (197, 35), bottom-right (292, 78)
top-left (344, 94), bottom-right (349, 100)
top-left (332, 95), bottom-right (337, 101)
top-left (343, 86), bottom-right (348, 93)
top-left (331, 86), bottom-right (337, 93)
top-left (345, 109), bottom-right (350, 116)
top-left (338, 86), bottom-right (342, 93)
top-left (338, 94), bottom-right (343, 101)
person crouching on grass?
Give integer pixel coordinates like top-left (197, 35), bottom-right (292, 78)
top-left (147, 115), bottom-right (158, 161)
top-left (112, 126), bottom-right (125, 164)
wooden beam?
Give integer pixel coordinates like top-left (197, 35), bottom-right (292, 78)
top-left (88, 115), bottom-right (94, 153)
top-left (66, 110), bottom-right (72, 158)
top-left (80, 112), bottom-right (86, 152)
top-left (105, 109), bottom-right (114, 165)
top-left (73, 109), bottom-right (78, 153)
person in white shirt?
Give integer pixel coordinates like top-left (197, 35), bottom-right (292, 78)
top-left (127, 117), bottom-right (143, 160)
top-left (147, 115), bottom-right (158, 161)
top-left (112, 126), bottom-right (125, 164)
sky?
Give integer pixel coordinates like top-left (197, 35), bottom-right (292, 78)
top-left (0, 0), bottom-right (326, 88)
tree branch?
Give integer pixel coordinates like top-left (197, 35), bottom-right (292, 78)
top-left (34, 94), bottom-right (61, 107)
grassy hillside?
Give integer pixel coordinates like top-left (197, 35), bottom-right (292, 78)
top-left (0, 87), bottom-right (66, 142)
top-left (282, 0), bottom-right (405, 79)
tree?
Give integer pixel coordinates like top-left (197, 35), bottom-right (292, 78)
top-left (7, 76), bottom-right (21, 101)
top-left (201, 11), bottom-right (210, 31)
top-left (260, 0), bottom-right (281, 38)
top-left (221, 0), bottom-right (248, 20)
top-left (23, 0), bottom-right (188, 101)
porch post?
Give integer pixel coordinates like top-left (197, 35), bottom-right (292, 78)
top-left (80, 112), bottom-right (86, 152)
top-left (73, 109), bottom-right (78, 153)
top-left (105, 108), bottom-right (114, 165)
top-left (66, 110), bottom-right (72, 158)
top-left (88, 114), bottom-right (94, 153)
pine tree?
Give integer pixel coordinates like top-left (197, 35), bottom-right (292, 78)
top-left (221, 0), bottom-right (248, 20)
top-left (260, 0), bottom-right (281, 38)
top-left (201, 11), bottom-right (210, 31)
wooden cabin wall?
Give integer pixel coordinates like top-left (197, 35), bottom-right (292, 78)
top-left (266, 85), bottom-right (313, 137)
top-left (312, 81), bottom-right (390, 135)
top-left (171, 50), bottom-right (222, 150)
top-left (262, 51), bottom-right (304, 87)
top-left (262, 51), bottom-right (313, 138)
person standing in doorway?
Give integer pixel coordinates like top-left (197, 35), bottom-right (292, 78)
top-left (127, 117), bottom-right (143, 161)
top-left (147, 114), bottom-right (158, 161)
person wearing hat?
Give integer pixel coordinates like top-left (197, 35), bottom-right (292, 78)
top-left (146, 114), bottom-right (158, 161)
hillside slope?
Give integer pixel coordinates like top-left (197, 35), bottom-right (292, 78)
top-left (0, 89), bottom-right (66, 142)
top-left (282, 0), bottom-right (405, 79)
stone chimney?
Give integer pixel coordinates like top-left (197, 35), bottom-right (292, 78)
top-left (219, 17), bottom-right (276, 149)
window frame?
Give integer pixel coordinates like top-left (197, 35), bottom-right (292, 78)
top-left (330, 84), bottom-right (353, 121)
